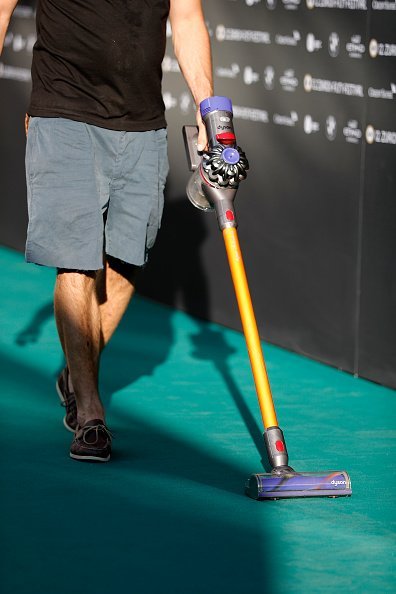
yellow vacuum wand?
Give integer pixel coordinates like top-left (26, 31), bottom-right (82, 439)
top-left (222, 226), bottom-right (278, 430)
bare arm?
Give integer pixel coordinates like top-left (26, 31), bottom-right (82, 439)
top-left (169, 0), bottom-right (213, 150)
top-left (0, 0), bottom-right (19, 54)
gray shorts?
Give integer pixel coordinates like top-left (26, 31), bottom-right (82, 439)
top-left (25, 117), bottom-right (169, 269)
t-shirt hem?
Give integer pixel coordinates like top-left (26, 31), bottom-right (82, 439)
top-left (27, 106), bottom-right (167, 132)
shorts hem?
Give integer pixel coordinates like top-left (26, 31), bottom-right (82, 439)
top-left (25, 245), bottom-right (104, 271)
top-left (105, 246), bottom-right (146, 268)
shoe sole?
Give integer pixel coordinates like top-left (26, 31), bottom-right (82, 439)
top-left (70, 452), bottom-right (111, 462)
top-left (56, 379), bottom-right (77, 433)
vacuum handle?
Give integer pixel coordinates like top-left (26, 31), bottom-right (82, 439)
top-left (200, 96), bottom-right (236, 150)
top-left (182, 125), bottom-right (200, 171)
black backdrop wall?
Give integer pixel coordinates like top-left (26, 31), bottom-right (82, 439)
top-left (1, 0), bottom-right (395, 388)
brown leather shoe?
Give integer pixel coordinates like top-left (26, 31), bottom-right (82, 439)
top-left (70, 419), bottom-right (112, 462)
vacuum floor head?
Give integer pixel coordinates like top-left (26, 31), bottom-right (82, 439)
top-left (246, 469), bottom-right (352, 500)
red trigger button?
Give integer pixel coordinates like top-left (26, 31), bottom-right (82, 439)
top-left (226, 210), bottom-right (235, 221)
top-left (216, 132), bottom-right (236, 145)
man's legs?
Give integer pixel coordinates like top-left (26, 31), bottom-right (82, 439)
top-left (25, 119), bottom-right (167, 459)
top-left (55, 271), bottom-right (104, 427)
top-left (54, 257), bottom-right (138, 427)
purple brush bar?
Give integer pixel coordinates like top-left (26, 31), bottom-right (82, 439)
top-left (246, 471), bottom-right (352, 500)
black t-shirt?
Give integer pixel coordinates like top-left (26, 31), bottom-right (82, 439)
top-left (28, 0), bottom-right (170, 131)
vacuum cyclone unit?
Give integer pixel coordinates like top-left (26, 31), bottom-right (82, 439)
top-left (183, 96), bottom-right (352, 500)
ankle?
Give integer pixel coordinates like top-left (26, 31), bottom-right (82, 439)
top-left (77, 413), bottom-right (105, 427)
top-left (77, 404), bottom-right (105, 427)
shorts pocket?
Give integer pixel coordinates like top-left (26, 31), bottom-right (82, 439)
top-left (155, 128), bottom-right (169, 230)
top-left (145, 129), bottom-right (169, 252)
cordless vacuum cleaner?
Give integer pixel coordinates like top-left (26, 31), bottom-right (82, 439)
top-left (183, 96), bottom-right (352, 500)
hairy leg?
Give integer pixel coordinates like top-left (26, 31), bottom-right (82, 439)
top-left (55, 259), bottom-right (138, 426)
top-left (96, 256), bottom-right (138, 349)
top-left (54, 258), bottom-right (138, 425)
top-left (54, 271), bottom-right (104, 426)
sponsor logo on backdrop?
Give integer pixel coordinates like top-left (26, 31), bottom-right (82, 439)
top-left (215, 63), bottom-right (240, 79)
top-left (328, 32), bottom-right (340, 57)
top-left (282, 0), bottom-right (301, 9)
top-left (368, 83), bottom-right (396, 99)
top-left (343, 120), bottom-right (362, 143)
top-left (244, 66), bottom-right (260, 85)
top-left (14, 5), bottom-right (35, 18)
top-left (304, 74), bottom-right (313, 92)
top-left (162, 56), bottom-right (180, 73)
top-left (369, 39), bottom-right (396, 57)
top-left (325, 116), bottom-right (337, 140)
top-left (306, 33), bottom-right (365, 58)
top-left (365, 125), bottom-right (375, 143)
top-left (163, 91), bottom-right (178, 110)
top-left (163, 92), bottom-right (193, 113)
top-left (280, 69), bottom-right (298, 92)
top-left (264, 66), bottom-right (275, 90)
top-left (275, 30), bottom-right (301, 46)
top-left (179, 92), bottom-right (192, 115)
top-left (372, 0), bottom-right (396, 9)
top-left (304, 115), bottom-right (320, 134)
top-left (369, 39), bottom-right (378, 57)
top-left (304, 74), bottom-right (364, 97)
top-left (306, 33), bottom-right (323, 52)
top-left (347, 35), bottom-right (365, 58)
top-left (306, 0), bottom-right (367, 7)
top-left (3, 32), bottom-right (35, 53)
top-left (366, 125), bottom-right (396, 144)
top-left (243, 0), bottom-right (301, 10)
top-left (233, 106), bottom-right (269, 123)
top-left (216, 25), bottom-right (271, 44)
top-left (0, 62), bottom-right (31, 82)
top-left (244, 0), bottom-right (300, 8)
top-left (273, 111), bottom-right (299, 126)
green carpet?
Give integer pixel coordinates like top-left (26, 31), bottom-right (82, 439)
top-left (0, 246), bottom-right (394, 594)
